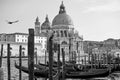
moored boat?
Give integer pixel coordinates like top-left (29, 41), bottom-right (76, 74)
top-left (66, 68), bottom-right (110, 79)
top-left (38, 62), bottom-right (77, 72)
top-left (14, 61), bottom-right (56, 78)
top-left (15, 61), bottom-right (111, 79)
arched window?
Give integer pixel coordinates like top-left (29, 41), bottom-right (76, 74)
top-left (61, 31), bottom-right (63, 37)
top-left (64, 30), bottom-right (67, 37)
top-left (61, 41), bottom-right (67, 45)
top-left (56, 31), bottom-right (59, 37)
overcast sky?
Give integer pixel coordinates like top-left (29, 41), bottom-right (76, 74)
top-left (0, 0), bottom-right (120, 41)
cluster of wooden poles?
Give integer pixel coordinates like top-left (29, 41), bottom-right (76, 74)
top-left (0, 29), bottom-right (36, 80)
top-left (47, 32), bottom-right (66, 80)
top-left (0, 43), bottom-right (12, 80)
top-left (0, 28), bottom-right (66, 80)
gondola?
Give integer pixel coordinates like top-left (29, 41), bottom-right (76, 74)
top-left (39, 61), bottom-right (74, 67)
top-left (36, 63), bottom-right (111, 79)
top-left (15, 61), bottom-right (111, 79)
top-left (65, 68), bottom-right (110, 79)
top-left (14, 61), bottom-right (56, 78)
top-left (39, 61), bottom-right (62, 67)
top-left (38, 62), bottom-right (78, 72)
top-left (37, 62), bottom-right (112, 79)
top-left (34, 64), bottom-right (57, 72)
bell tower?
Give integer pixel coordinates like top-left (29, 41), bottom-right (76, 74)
top-left (35, 16), bottom-right (40, 35)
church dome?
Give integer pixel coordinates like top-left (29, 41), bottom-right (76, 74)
top-left (41, 15), bottom-right (51, 30)
top-left (52, 2), bottom-right (73, 26)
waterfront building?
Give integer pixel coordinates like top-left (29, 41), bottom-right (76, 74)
top-left (0, 18), bottom-right (47, 57)
top-left (103, 38), bottom-right (116, 45)
top-left (117, 39), bottom-right (120, 48)
top-left (92, 46), bottom-right (120, 61)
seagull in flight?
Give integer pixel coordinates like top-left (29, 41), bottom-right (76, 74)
top-left (6, 20), bottom-right (19, 24)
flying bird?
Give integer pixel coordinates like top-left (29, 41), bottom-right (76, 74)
top-left (6, 20), bottom-right (19, 24)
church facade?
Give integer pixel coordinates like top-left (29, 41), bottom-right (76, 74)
top-left (35, 2), bottom-right (84, 62)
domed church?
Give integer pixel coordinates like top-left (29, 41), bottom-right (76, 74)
top-left (35, 1), bottom-right (84, 62)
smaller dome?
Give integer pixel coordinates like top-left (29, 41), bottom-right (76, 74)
top-left (35, 16), bottom-right (40, 25)
top-left (41, 15), bottom-right (51, 30)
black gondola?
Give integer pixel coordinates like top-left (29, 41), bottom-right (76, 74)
top-left (38, 62), bottom-right (78, 72)
top-left (66, 69), bottom-right (110, 79)
top-left (15, 61), bottom-right (111, 79)
top-left (14, 61), bottom-right (56, 78)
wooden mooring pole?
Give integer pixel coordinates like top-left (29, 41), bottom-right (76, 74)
top-left (48, 34), bottom-right (54, 80)
top-left (0, 44), bottom-right (4, 80)
top-left (28, 29), bottom-right (34, 80)
top-left (45, 50), bottom-right (47, 65)
top-left (19, 45), bottom-right (22, 80)
top-left (7, 44), bottom-right (11, 80)
top-left (84, 55), bottom-right (86, 71)
top-left (0, 67), bottom-right (4, 80)
top-left (0, 44), bottom-right (3, 67)
top-left (62, 48), bottom-right (65, 80)
top-left (57, 44), bottom-right (60, 80)
top-left (44, 50), bottom-right (47, 80)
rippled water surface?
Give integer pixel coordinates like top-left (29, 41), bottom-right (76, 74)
top-left (1, 58), bottom-right (120, 80)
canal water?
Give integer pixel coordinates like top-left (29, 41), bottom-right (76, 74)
top-left (1, 58), bottom-right (120, 80)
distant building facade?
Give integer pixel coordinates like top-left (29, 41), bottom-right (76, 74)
top-left (0, 18), bottom-right (47, 57)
